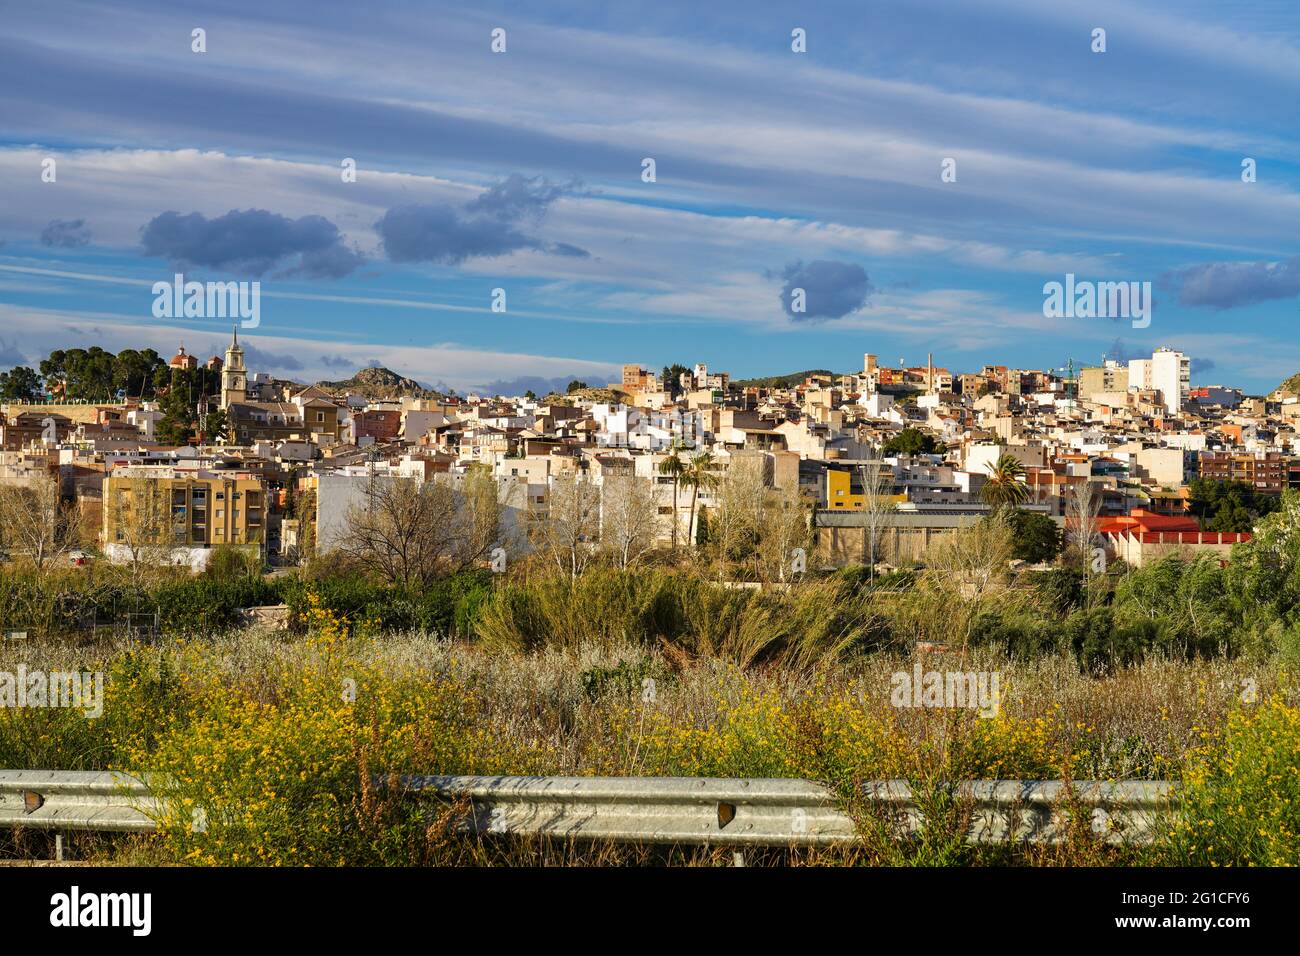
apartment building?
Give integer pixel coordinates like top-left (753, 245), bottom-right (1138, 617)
top-left (1198, 451), bottom-right (1287, 493)
top-left (102, 469), bottom-right (266, 568)
top-left (1128, 348), bottom-right (1190, 416)
top-left (1078, 361), bottom-right (1127, 403)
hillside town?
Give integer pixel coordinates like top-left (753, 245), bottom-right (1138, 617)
top-left (1, 331), bottom-right (1297, 573)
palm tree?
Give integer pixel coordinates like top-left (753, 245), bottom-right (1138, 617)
top-left (681, 452), bottom-right (718, 548)
top-left (658, 443), bottom-right (686, 548)
top-left (982, 454), bottom-right (1029, 510)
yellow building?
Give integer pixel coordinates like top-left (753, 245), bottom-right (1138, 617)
top-left (824, 468), bottom-right (907, 511)
top-left (103, 471), bottom-right (265, 552)
top-left (826, 468), bottom-right (865, 510)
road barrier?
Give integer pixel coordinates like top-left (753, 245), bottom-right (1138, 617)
top-left (0, 770), bottom-right (157, 833)
top-left (1, 771), bottom-right (1176, 847)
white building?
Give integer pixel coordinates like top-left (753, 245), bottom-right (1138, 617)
top-left (1128, 348), bottom-right (1190, 416)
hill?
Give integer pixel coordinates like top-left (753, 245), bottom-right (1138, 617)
top-left (539, 385), bottom-right (629, 406)
top-left (733, 368), bottom-right (839, 390)
top-left (314, 366), bottom-right (441, 400)
top-left (1273, 372), bottom-right (1300, 399)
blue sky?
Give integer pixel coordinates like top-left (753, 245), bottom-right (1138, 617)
top-left (3, 0), bottom-right (1300, 394)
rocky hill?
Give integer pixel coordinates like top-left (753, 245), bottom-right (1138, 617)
top-left (1273, 372), bottom-right (1300, 399)
top-left (315, 366), bottom-right (440, 400)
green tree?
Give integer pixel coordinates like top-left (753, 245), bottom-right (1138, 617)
top-left (40, 347), bottom-right (116, 400)
top-left (658, 443), bottom-right (686, 548)
top-left (681, 451), bottom-right (718, 549)
top-left (112, 348), bottom-right (164, 398)
top-left (1003, 508), bottom-right (1062, 563)
top-left (1188, 478), bottom-right (1280, 533)
top-left (201, 407), bottom-right (229, 443)
top-left (566, 379), bottom-right (588, 394)
top-left (0, 365), bottom-right (43, 401)
top-left (1224, 490), bottom-right (1300, 646)
top-left (662, 363), bottom-right (691, 398)
top-left (981, 454), bottom-right (1029, 509)
top-left (881, 427), bottom-right (940, 457)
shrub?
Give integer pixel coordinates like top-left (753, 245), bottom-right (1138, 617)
top-left (1159, 696), bottom-right (1300, 866)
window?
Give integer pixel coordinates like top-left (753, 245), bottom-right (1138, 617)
top-left (316, 412), bottom-right (325, 423)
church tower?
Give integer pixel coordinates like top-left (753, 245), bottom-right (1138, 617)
top-left (220, 325), bottom-right (247, 410)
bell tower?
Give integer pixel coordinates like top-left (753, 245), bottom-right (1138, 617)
top-left (220, 325), bottom-right (247, 410)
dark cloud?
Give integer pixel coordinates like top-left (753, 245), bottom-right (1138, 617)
top-left (1104, 338), bottom-right (1146, 363)
top-left (41, 218), bottom-right (91, 248)
top-left (1190, 357), bottom-right (1215, 374)
top-left (467, 174), bottom-right (572, 221)
top-left (319, 354), bottom-right (353, 370)
top-left (778, 260), bottom-right (872, 320)
top-left (0, 336), bottom-right (25, 366)
top-left (548, 242), bottom-right (590, 258)
top-left (1161, 257), bottom-right (1300, 309)
top-left (241, 344), bottom-right (304, 372)
top-left (476, 373), bottom-right (583, 397)
top-left (375, 204), bottom-right (536, 264)
top-left (140, 208), bottom-right (363, 278)
top-left (375, 175), bottom-right (588, 265)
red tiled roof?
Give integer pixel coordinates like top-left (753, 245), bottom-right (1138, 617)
top-left (1097, 509), bottom-right (1199, 534)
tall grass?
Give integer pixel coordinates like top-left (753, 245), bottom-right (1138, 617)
top-left (1, 628), bottom-right (1295, 865)
top-left (474, 566), bottom-right (890, 669)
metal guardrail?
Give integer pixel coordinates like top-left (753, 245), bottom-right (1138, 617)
top-left (403, 776), bottom-right (1175, 846)
top-left (0, 771), bottom-right (1176, 846)
top-left (0, 770), bottom-right (157, 833)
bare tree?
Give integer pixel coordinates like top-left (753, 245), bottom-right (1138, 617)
top-left (459, 466), bottom-right (506, 568)
top-left (533, 471), bottom-right (602, 580)
top-left (0, 472), bottom-right (81, 573)
top-left (856, 458), bottom-right (895, 578)
top-left (756, 481), bottom-right (813, 583)
top-left (1067, 477), bottom-right (1103, 603)
top-left (708, 456), bottom-right (766, 579)
top-left (339, 471), bottom-right (503, 587)
top-left (600, 475), bottom-right (661, 569)
top-left (922, 512), bottom-right (1019, 647)
top-left (104, 474), bottom-right (175, 579)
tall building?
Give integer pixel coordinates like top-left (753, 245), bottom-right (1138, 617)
top-left (1128, 348), bottom-right (1189, 415)
top-left (220, 326), bottom-right (247, 410)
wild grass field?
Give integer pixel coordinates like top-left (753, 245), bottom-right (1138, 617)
top-left (1, 602), bottom-right (1296, 866)
top-left (4, 501), bottom-right (1300, 865)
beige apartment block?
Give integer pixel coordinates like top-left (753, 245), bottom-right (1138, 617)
top-left (103, 471), bottom-right (266, 552)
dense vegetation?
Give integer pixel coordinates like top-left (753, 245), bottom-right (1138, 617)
top-left (6, 493), bottom-right (1300, 672)
top-left (1187, 477), bottom-right (1280, 532)
top-left (3, 490), bottom-right (1300, 865)
top-left (881, 427), bottom-right (943, 457)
